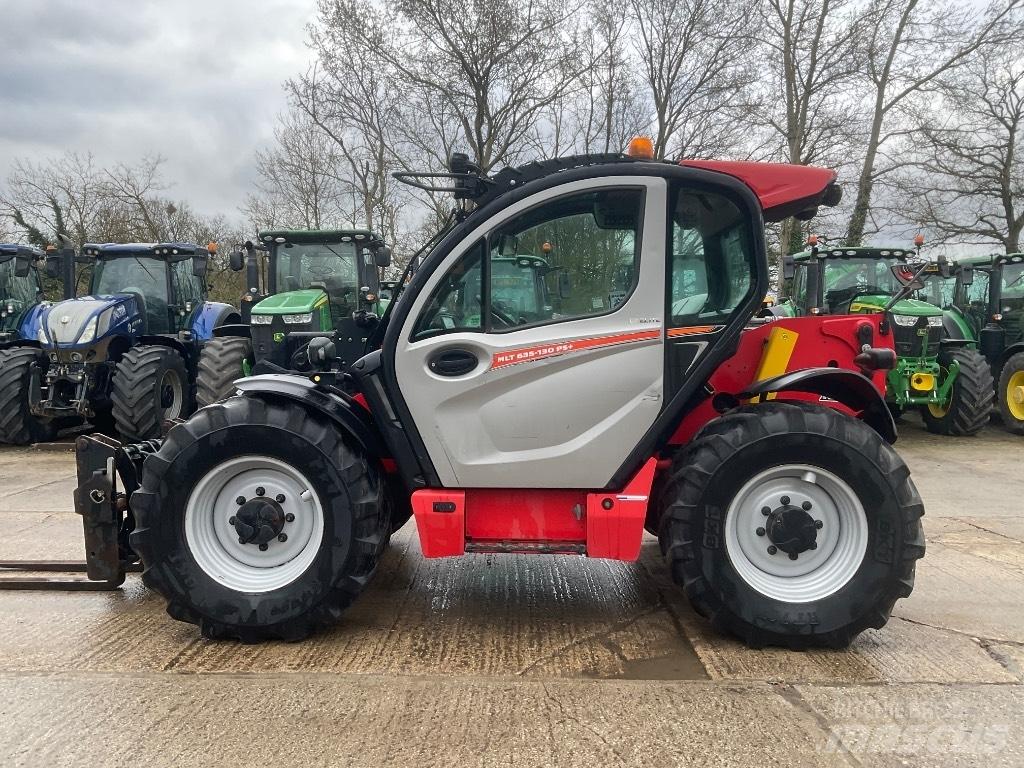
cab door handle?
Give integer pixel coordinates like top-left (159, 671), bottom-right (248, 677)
top-left (428, 348), bottom-right (478, 376)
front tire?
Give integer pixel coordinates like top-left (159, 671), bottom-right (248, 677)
top-left (130, 396), bottom-right (386, 641)
top-left (997, 351), bottom-right (1024, 435)
top-left (656, 402), bottom-right (925, 649)
top-left (920, 348), bottom-right (994, 436)
top-left (111, 345), bottom-right (190, 441)
top-left (195, 336), bottom-right (254, 408)
top-left (0, 348), bottom-right (56, 445)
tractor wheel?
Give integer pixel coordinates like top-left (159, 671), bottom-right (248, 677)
top-left (195, 336), bottom-right (254, 408)
top-left (997, 351), bottom-right (1024, 435)
top-left (920, 348), bottom-right (994, 436)
top-left (0, 348), bottom-right (56, 445)
top-left (111, 345), bottom-right (191, 441)
top-left (130, 396), bottom-right (387, 641)
top-left (655, 402), bottom-right (925, 649)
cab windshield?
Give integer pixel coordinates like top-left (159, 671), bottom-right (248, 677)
top-left (274, 242), bottom-right (359, 323)
top-left (823, 258), bottom-right (903, 298)
top-left (0, 259), bottom-right (39, 309)
top-left (92, 256), bottom-right (169, 301)
top-left (491, 260), bottom-right (544, 315)
top-left (1003, 263), bottom-right (1024, 300)
top-left (916, 272), bottom-right (956, 308)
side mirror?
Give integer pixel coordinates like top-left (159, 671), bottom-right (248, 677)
top-left (14, 251), bottom-right (32, 278)
top-left (374, 245), bottom-right (392, 268)
top-left (192, 252), bottom-right (209, 278)
top-left (45, 252), bottom-right (62, 279)
top-left (961, 266), bottom-right (974, 286)
top-left (782, 254), bottom-right (796, 281)
top-left (890, 263), bottom-right (925, 291)
top-left (938, 254), bottom-right (951, 278)
top-left (229, 249), bottom-right (244, 272)
top-left (557, 271), bottom-right (572, 299)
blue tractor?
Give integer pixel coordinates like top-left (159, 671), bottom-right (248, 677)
top-left (0, 241), bottom-right (240, 444)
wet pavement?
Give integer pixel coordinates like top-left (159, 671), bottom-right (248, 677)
top-left (1, 414), bottom-right (1022, 767)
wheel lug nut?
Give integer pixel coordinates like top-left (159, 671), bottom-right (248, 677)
top-left (756, 527), bottom-right (766, 536)
top-left (278, 533), bottom-right (288, 543)
top-left (285, 513), bottom-right (295, 523)
top-left (767, 545), bottom-right (777, 555)
top-left (229, 516), bottom-right (236, 525)
top-left (788, 552), bottom-right (798, 561)
top-left (235, 496), bottom-right (245, 505)
top-left (815, 520), bottom-right (823, 529)
top-left (780, 496), bottom-right (790, 505)
top-left (276, 494), bottom-right (286, 503)
top-left (809, 542), bottom-right (817, 549)
top-left (255, 487), bottom-right (266, 497)
top-left (238, 537), bottom-right (246, 545)
top-left (259, 543), bottom-right (269, 551)
top-left (802, 501), bottom-right (812, 510)
top-left (761, 506), bottom-right (771, 516)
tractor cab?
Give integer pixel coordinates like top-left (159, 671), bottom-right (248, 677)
top-left (237, 230), bottom-right (392, 373)
top-left (0, 244), bottom-right (45, 341)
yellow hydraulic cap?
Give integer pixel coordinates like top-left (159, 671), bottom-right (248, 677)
top-left (910, 373), bottom-right (935, 392)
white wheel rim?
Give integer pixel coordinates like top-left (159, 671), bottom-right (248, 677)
top-left (185, 455), bottom-right (325, 593)
top-left (159, 369), bottom-right (184, 420)
top-left (724, 464), bottom-right (868, 603)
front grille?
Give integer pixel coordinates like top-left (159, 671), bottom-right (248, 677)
top-left (892, 321), bottom-right (940, 358)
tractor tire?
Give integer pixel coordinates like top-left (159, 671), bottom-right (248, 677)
top-left (997, 351), bottom-right (1024, 435)
top-left (111, 345), bottom-right (191, 441)
top-left (655, 402), bottom-right (925, 649)
top-left (0, 348), bottom-right (56, 445)
top-left (920, 348), bottom-right (994, 436)
top-left (195, 336), bottom-right (253, 408)
top-left (130, 396), bottom-right (387, 641)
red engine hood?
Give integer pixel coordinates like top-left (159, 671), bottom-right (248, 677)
top-left (681, 160), bottom-right (840, 222)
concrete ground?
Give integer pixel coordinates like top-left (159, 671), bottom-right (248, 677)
top-left (0, 414), bottom-right (1022, 767)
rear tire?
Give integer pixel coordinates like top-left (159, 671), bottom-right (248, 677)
top-left (111, 345), bottom-right (191, 441)
top-left (920, 348), bottom-right (994, 436)
top-left (0, 348), bottom-right (56, 445)
top-left (656, 402), bottom-right (925, 649)
top-left (130, 396), bottom-right (386, 641)
top-left (195, 336), bottom-right (254, 408)
top-left (997, 351), bottom-right (1024, 435)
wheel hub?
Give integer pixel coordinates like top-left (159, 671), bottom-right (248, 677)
top-left (765, 503), bottom-right (818, 557)
top-left (1013, 385), bottom-right (1024, 406)
top-left (231, 496), bottom-right (287, 548)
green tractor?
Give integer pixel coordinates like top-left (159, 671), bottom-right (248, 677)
top-left (918, 253), bottom-right (1024, 433)
top-left (195, 229), bottom-right (392, 406)
top-left (771, 240), bottom-right (993, 435)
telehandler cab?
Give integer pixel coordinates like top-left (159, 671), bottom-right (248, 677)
top-left (30, 148), bottom-right (922, 649)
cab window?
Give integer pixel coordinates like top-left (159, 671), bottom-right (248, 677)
top-left (413, 188), bottom-right (644, 339)
top-left (669, 187), bottom-right (755, 325)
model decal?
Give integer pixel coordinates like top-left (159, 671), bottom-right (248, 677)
top-left (490, 329), bottom-right (660, 370)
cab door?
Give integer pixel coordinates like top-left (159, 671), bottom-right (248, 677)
top-left (392, 177), bottom-right (667, 489)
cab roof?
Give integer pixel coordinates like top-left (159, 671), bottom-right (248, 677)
top-left (0, 243), bottom-right (45, 262)
top-left (81, 242), bottom-right (206, 260)
top-left (791, 245), bottom-right (914, 262)
top-left (258, 229), bottom-right (382, 246)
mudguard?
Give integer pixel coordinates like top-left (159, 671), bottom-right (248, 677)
top-left (738, 367), bottom-right (897, 444)
top-left (190, 302), bottom-right (239, 341)
top-left (233, 374), bottom-right (387, 457)
top-left (212, 323), bottom-right (251, 339)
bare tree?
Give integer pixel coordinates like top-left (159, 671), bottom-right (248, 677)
top-left (631, 0), bottom-right (757, 160)
top-left (901, 48), bottom-right (1024, 251)
top-left (845, 0), bottom-right (1023, 245)
top-left (756, 0), bottom-right (864, 255)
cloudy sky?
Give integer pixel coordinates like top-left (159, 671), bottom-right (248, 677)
top-left (0, 0), bottom-right (316, 219)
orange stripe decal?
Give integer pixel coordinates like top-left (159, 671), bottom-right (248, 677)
top-left (490, 329), bottom-right (660, 370)
top-left (667, 325), bottom-right (721, 338)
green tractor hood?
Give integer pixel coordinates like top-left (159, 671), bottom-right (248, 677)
top-left (848, 295), bottom-right (941, 317)
top-left (251, 288), bottom-right (327, 315)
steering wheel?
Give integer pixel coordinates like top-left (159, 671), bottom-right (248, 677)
top-left (490, 303), bottom-right (519, 327)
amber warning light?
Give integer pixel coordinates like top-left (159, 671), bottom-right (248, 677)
top-left (626, 137), bottom-right (655, 160)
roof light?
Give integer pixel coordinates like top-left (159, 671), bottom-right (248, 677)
top-left (993, 313), bottom-right (1003, 322)
top-left (806, 234), bottom-right (818, 246)
top-left (355, 234), bottom-right (365, 240)
top-left (914, 234), bottom-right (925, 247)
top-left (171, 248), bottom-right (179, 255)
top-left (207, 242), bottom-right (217, 254)
top-left (625, 136), bottom-right (655, 160)
top-left (542, 241), bottom-right (553, 253)
top-left (275, 237), bottom-right (286, 244)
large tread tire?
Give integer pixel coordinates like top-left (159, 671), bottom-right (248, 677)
top-left (130, 396), bottom-right (386, 642)
top-left (0, 348), bottom-right (56, 445)
top-left (920, 348), bottom-right (994, 436)
top-left (195, 336), bottom-right (254, 408)
top-left (111, 345), bottom-right (191, 441)
top-left (656, 402), bottom-right (925, 649)
top-left (996, 351), bottom-right (1024, 435)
